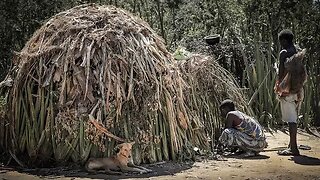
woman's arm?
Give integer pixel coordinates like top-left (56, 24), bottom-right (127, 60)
top-left (225, 112), bottom-right (242, 128)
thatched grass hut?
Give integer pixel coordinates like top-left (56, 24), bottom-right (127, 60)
top-left (0, 4), bottom-right (251, 166)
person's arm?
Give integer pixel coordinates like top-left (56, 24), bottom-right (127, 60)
top-left (225, 113), bottom-right (241, 128)
top-left (278, 50), bottom-right (287, 81)
top-left (225, 115), bottom-right (233, 128)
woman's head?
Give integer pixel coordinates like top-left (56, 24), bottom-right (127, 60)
top-left (219, 99), bottom-right (235, 117)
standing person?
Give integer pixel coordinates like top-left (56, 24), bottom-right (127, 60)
top-left (219, 99), bottom-right (267, 157)
top-left (274, 29), bottom-right (307, 156)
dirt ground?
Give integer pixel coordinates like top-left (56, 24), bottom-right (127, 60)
top-left (1, 128), bottom-right (320, 180)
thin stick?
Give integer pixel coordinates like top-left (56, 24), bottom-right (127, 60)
top-left (88, 115), bottom-right (125, 142)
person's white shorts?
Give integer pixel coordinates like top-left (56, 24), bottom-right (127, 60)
top-left (279, 91), bottom-right (304, 123)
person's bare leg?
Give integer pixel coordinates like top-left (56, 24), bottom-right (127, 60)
top-left (288, 122), bottom-right (300, 155)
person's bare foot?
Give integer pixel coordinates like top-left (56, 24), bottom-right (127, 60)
top-left (278, 148), bottom-right (300, 156)
top-left (241, 151), bottom-right (257, 158)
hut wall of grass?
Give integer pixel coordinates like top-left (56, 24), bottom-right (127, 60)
top-left (0, 4), bottom-right (252, 166)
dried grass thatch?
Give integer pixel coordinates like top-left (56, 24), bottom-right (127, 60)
top-left (0, 4), bottom-right (252, 166)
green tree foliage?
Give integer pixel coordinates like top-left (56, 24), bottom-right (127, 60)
top-left (0, 0), bottom-right (319, 126)
top-left (0, 0), bottom-right (68, 79)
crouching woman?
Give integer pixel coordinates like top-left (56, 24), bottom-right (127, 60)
top-left (218, 99), bottom-right (267, 157)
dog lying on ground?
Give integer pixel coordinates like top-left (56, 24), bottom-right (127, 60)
top-left (85, 142), bottom-right (152, 175)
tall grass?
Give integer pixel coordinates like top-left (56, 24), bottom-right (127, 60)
top-left (244, 35), bottom-right (279, 126)
top-left (243, 31), bottom-right (315, 128)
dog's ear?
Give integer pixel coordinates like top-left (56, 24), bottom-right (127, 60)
top-left (129, 141), bottom-right (135, 146)
top-left (114, 144), bottom-right (123, 153)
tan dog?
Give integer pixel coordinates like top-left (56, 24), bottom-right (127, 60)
top-left (85, 142), bottom-right (152, 175)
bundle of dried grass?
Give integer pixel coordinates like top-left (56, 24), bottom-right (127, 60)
top-left (1, 4), bottom-right (209, 165)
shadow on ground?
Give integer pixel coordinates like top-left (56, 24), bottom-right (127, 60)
top-left (10, 161), bottom-right (193, 180)
top-left (291, 155), bottom-right (320, 166)
top-left (224, 154), bottom-right (270, 160)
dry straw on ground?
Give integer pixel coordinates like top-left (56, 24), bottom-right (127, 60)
top-left (0, 4), bottom-right (251, 166)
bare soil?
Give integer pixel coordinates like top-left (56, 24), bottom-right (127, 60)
top-left (1, 129), bottom-right (320, 180)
